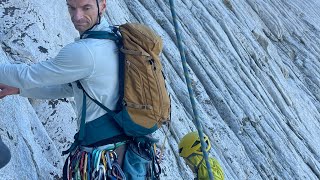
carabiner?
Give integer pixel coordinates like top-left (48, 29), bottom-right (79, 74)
top-left (106, 151), bottom-right (112, 170)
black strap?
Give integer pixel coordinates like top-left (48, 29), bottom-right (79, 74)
top-left (114, 32), bottom-right (125, 111)
top-left (79, 91), bottom-right (87, 141)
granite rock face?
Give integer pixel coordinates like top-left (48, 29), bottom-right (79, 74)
top-left (1, 0), bottom-right (320, 179)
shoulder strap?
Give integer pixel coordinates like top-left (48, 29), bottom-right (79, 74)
top-left (76, 81), bottom-right (116, 117)
top-left (81, 30), bottom-right (120, 41)
top-left (80, 28), bottom-right (125, 111)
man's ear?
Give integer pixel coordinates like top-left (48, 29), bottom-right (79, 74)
top-left (99, 0), bottom-right (106, 15)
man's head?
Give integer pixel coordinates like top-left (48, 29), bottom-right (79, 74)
top-left (67, 0), bottom-right (106, 34)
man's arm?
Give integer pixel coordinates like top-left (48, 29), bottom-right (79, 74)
top-left (20, 83), bottom-right (74, 99)
top-left (0, 84), bottom-right (19, 99)
top-left (0, 83), bottom-right (74, 99)
top-left (0, 41), bottom-right (94, 91)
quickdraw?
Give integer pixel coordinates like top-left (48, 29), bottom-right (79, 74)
top-left (66, 147), bottom-right (126, 180)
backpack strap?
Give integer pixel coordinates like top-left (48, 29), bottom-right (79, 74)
top-left (80, 31), bottom-right (119, 41)
top-left (76, 81), bottom-right (117, 117)
top-left (79, 90), bottom-right (87, 141)
top-left (81, 29), bottom-right (125, 112)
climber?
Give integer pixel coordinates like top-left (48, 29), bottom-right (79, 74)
top-left (0, 137), bottom-right (11, 169)
top-left (178, 132), bottom-right (225, 180)
top-left (0, 0), bottom-right (127, 178)
top-left (0, 0), bottom-right (164, 179)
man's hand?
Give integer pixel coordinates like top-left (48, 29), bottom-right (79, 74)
top-left (0, 84), bottom-right (20, 99)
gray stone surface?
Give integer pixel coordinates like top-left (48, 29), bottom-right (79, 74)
top-left (0, 0), bottom-right (319, 179)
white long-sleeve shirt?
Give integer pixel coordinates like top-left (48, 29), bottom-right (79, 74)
top-left (0, 18), bottom-right (119, 126)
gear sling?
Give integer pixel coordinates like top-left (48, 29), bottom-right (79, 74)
top-left (62, 23), bottom-right (170, 179)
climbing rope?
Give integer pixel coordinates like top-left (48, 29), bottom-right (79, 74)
top-left (168, 0), bottom-right (215, 180)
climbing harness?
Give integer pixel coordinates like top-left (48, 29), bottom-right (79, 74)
top-left (64, 145), bottom-right (126, 180)
top-left (169, 0), bottom-right (214, 179)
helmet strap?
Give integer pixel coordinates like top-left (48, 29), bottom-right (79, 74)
top-left (80, 0), bottom-right (101, 36)
top-left (96, 0), bottom-right (101, 25)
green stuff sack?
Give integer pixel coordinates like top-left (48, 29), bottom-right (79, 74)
top-left (186, 155), bottom-right (225, 180)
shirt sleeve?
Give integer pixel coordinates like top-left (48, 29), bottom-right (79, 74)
top-left (0, 41), bottom-right (94, 90)
top-left (19, 83), bottom-right (74, 99)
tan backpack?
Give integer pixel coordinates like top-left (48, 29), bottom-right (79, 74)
top-left (83, 23), bottom-right (171, 136)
